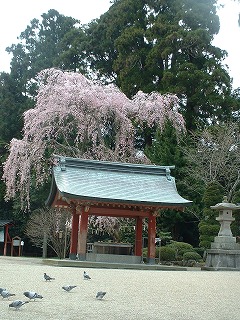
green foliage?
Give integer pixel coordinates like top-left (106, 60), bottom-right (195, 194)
top-left (7, 9), bottom-right (84, 96)
top-left (199, 181), bottom-right (223, 248)
top-left (1, 2), bottom-right (240, 252)
top-left (142, 247), bottom-right (148, 258)
top-left (0, 72), bottom-right (33, 143)
top-left (198, 240), bottom-right (212, 249)
top-left (183, 251), bottom-right (202, 262)
top-left (145, 121), bottom-right (186, 177)
top-left (168, 241), bottom-right (194, 259)
top-left (202, 208), bottom-right (218, 222)
top-left (145, 123), bottom-right (201, 246)
top-left (85, 0), bottom-right (236, 129)
top-left (199, 233), bottom-right (215, 249)
top-left (118, 220), bottom-right (136, 244)
top-left (158, 246), bottom-right (176, 261)
top-left (232, 190), bottom-right (240, 236)
top-left (157, 231), bottom-right (172, 246)
top-left (193, 247), bottom-right (205, 257)
top-left (198, 223), bottom-right (219, 235)
top-left (203, 181), bottom-right (224, 208)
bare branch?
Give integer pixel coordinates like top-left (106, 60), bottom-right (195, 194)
top-left (183, 122), bottom-right (240, 199)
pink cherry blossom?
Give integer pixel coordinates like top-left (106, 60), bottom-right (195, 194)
top-left (2, 68), bottom-right (185, 210)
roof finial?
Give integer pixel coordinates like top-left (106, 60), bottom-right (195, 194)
top-left (60, 157), bottom-right (66, 171)
top-left (223, 196), bottom-right (228, 203)
top-left (166, 168), bottom-right (171, 181)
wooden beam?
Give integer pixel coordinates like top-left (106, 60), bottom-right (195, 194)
top-left (51, 192), bottom-right (70, 208)
top-left (52, 193), bottom-right (186, 213)
top-left (88, 207), bottom-right (149, 218)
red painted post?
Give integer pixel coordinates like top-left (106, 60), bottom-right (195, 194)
top-left (147, 213), bottom-right (156, 264)
top-left (77, 211), bottom-right (89, 261)
top-left (3, 224), bottom-right (9, 256)
top-left (69, 206), bottom-right (79, 260)
top-left (135, 217), bottom-right (143, 257)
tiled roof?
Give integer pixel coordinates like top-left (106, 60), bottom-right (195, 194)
top-left (46, 156), bottom-right (192, 208)
top-left (0, 220), bottom-right (12, 227)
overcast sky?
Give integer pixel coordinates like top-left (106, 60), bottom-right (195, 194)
top-left (0, 0), bottom-right (239, 88)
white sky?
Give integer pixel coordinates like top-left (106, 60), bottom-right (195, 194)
top-left (0, 0), bottom-right (239, 88)
top-left (213, 0), bottom-right (240, 89)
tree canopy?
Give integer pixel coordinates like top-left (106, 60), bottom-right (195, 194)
top-left (6, 9), bottom-right (85, 96)
top-left (85, 0), bottom-right (237, 129)
top-left (1, 1), bottom-right (240, 250)
top-left (183, 122), bottom-right (240, 201)
top-left (2, 68), bottom-right (185, 209)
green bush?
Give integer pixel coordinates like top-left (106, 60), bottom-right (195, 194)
top-left (199, 240), bottom-right (211, 249)
top-left (183, 251), bottom-right (202, 262)
top-left (198, 224), bottom-right (219, 235)
top-left (199, 234), bottom-right (215, 242)
top-left (199, 234), bottom-right (215, 248)
top-left (142, 247), bottom-right (148, 258)
top-left (155, 247), bottom-right (160, 258)
top-left (159, 246), bottom-right (176, 261)
top-left (168, 241), bottom-right (194, 259)
top-left (193, 247), bottom-right (205, 257)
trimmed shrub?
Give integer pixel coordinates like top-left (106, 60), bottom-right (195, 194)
top-left (168, 241), bottom-right (194, 259)
top-left (198, 224), bottom-right (219, 235)
top-left (199, 234), bottom-right (215, 248)
top-left (199, 181), bottom-right (224, 249)
top-left (142, 247), bottom-right (148, 258)
top-left (193, 247), bottom-right (205, 258)
top-left (183, 251), bottom-right (202, 262)
top-left (159, 246), bottom-right (176, 261)
top-left (198, 240), bottom-right (211, 249)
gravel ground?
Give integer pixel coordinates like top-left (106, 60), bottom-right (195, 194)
top-left (0, 256), bottom-right (240, 320)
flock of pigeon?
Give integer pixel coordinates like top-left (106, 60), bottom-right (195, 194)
top-left (1, 270), bottom-right (106, 311)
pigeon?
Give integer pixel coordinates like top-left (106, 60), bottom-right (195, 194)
top-left (44, 272), bottom-right (55, 281)
top-left (23, 291), bottom-right (43, 301)
top-left (1, 290), bottom-right (16, 299)
top-left (62, 285), bottom-right (77, 292)
top-left (9, 300), bottom-right (29, 310)
top-left (96, 291), bottom-right (106, 300)
top-left (83, 271), bottom-right (91, 280)
top-left (0, 287), bottom-right (6, 293)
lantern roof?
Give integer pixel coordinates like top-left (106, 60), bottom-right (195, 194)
top-left (210, 196), bottom-right (240, 210)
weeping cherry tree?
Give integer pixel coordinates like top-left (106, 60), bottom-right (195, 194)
top-left (3, 68), bottom-right (185, 233)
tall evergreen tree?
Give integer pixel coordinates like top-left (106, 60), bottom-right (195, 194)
top-left (85, 0), bottom-right (237, 129)
top-left (6, 9), bottom-right (86, 96)
top-left (198, 181), bottom-right (224, 248)
top-left (145, 122), bottom-right (199, 245)
top-left (0, 72), bottom-right (32, 143)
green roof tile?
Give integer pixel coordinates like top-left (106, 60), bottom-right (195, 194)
top-left (47, 156), bottom-right (192, 207)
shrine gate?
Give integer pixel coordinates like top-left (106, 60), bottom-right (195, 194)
top-left (46, 156), bottom-right (191, 264)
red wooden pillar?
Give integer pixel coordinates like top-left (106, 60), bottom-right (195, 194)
top-left (69, 206), bottom-right (79, 260)
top-left (147, 213), bottom-right (156, 264)
top-left (3, 224), bottom-right (9, 256)
top-left (77, 210), bottom-right (89, 261)
top-left (135, 217), bottom-right (142, 257)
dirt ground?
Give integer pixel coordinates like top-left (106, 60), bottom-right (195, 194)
top-left (0, 256), bottom-right (239, 320)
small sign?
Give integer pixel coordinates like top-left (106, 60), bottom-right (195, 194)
top-left (13, 239), bottom-right (21, 246)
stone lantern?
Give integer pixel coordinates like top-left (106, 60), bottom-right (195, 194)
top-left (203, 197), bottom-right (240, 270)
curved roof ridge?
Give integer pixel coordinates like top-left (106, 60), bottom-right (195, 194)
top-left (54, 155), bottom-right (175, 175)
